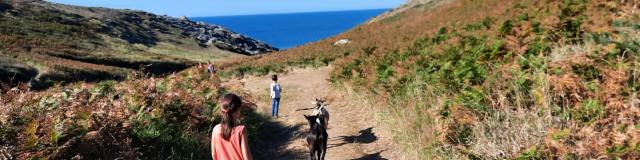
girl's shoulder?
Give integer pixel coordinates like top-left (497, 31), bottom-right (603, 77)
top-left (213, 124), bottom-right (245, 132)
top-left (234, 125), bottom-right (246, 134)
top-left (212, 124), bottom-right (221, 133)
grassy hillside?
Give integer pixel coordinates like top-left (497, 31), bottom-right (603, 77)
top-left (0, 0), bottom-right (275, 90)
top-left (220, 0), bottom-right (640, 159)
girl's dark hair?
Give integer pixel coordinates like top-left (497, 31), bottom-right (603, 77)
top-left (271, 74), bottom-right (278, 81)
top-left (219, 93), bottom-right (242, 140)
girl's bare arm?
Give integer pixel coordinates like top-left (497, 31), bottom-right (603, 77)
top-left (211, 127), bottom-right (216, 160)
top-left (240, 129), bottom-right (253, 160)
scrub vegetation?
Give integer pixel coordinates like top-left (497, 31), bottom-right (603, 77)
top-left (220, 0), bottom-right (640, 159)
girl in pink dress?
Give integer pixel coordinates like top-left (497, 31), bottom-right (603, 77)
top-left (211, 93), bottom-right (252, 160)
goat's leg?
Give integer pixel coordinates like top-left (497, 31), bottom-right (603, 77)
top-left (320, 135), bottom-right (327, 160)
top-left (310, 151), bottom-right (315, 160)
top-left (325, 118), bottom-right (329, 129)
top-left (309, 142), bottom-right (316, 160)
top-left (325, 112), bottom-right (329, 129)
top-left (313, 149), bottom-right (319, 160)
top-left (309, 150), bottom-right (316, 160)
top-left (320, 145), bottom-right (326, 160)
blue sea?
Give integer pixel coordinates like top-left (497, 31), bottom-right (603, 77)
top-left (191, 9), bottom-right (389, 49)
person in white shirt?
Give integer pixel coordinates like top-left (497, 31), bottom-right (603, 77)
top-left (207, 61), bottom-right (214, 75)
top-left (270, 75), bottom-right (282, 117)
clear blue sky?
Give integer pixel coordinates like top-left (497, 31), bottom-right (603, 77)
top-left (49, 0), bottom-right (406, 17)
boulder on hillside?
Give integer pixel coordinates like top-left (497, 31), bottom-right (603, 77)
top-left (333, 39), bottom-right (351, 46)
top-left (179, 16), bottom-right (188, 21)
top-left (0, 59), bottom-right (38, 87)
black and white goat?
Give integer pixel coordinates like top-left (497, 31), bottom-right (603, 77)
top-left (311, 98), bottom-right (329, 129)
top-left (304, 114), bottom-right (328, 160)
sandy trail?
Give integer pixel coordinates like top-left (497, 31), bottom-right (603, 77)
top-left (227, 66), bottom-right (402, 160)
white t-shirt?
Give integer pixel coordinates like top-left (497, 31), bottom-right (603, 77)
top-left (270, 82), bottom-right (281, 98)
top-left (207, 64), bottom-right (214, 73)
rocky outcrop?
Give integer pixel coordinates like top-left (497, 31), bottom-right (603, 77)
top-left (0, 59), bottom-right (38, 87)
top-left (156, 16), bottom-right (278, 55)
top-left (0, 1), bottom-right (12, 12)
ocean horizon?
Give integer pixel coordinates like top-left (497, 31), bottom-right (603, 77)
top-left (191, 8), bottom-right (389, 49)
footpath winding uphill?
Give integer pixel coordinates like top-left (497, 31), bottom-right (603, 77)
top-left (228, 66), bottom-right (404, 159)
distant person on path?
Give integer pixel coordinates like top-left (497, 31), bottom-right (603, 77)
top-left (270, 75), bottom-right (282, 118)
top-left (207, 61), bottom-right (215, 75)
top-left (211, 93), bottom-right (253, 160)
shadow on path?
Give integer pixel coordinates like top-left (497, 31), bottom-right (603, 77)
top-left (249, 115), bottom-right (306, 159)
top-left (329, 127), bottom-right (377, 148)
top-left (350, 150), bottom-right (388, 160)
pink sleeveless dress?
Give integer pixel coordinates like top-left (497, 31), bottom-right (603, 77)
top-left (212, 125), bottom-right (246, 160)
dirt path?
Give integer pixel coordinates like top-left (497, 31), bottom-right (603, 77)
top-left (226, 66), bottom-right (403, 160)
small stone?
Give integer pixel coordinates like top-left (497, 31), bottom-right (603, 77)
top-left (179, 16), bottom-right (188, 21)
